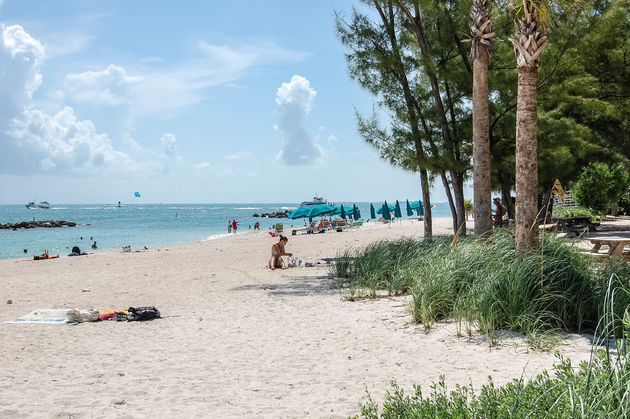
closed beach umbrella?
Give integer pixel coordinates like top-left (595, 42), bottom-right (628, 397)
top-left (376, 203), bottom-right (396, 214)
top-left (410, 201), bottom-right (424, 216)
top-left (370, 203), bottom-right (376, 219)
top-left (406, 200), bottom-right (413, 217)
top-left (382, 201), bottom-right (392, 221)
top-left (352, 204), bottom-right (359, 220)
top-left (394, 200), bottom-right (402, 218)
top-left (340, 204), bottom-right (346, 219)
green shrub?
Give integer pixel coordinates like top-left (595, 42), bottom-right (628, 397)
top-left (572, 162), bottom-right (629, 214)
top-left (553, 205), bottom-right (592, 219)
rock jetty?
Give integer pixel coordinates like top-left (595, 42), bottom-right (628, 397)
top-left (0, 220), bottom-right (77, 230)
top-left (252, 210), bottom-right (290, 219)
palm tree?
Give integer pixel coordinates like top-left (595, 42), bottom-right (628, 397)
top-left (511, 0), bottom-right (548, 254)
top-left (470, 0), bottom-right (495, 237)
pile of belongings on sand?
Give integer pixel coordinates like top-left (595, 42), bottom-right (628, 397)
top-left (66, 306), bottom-right (161, 324)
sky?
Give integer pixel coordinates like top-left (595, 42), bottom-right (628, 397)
top-left (0, 0), bottom-right (470, 204)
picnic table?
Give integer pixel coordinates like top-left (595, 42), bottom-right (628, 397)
top-left (552, 216), bottom-right (598, 235)
top-left (588, 236), bottom-right (630, 257)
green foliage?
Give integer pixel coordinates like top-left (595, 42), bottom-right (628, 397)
top-left (554, 205), bottom-right (592, 218)
top-left (355, 281), bottom-right (630, 418)
top-left (464, 199), bottom-right (473, 213)
top-left (332, 231), bottom-right (630, 337)
top-left (573, 162), bottom-right (629, 213)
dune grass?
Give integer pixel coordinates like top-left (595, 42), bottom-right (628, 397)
top-left (331, 230), bottom-right (629, 337)
top-left (355, 279), bottom-right (630, 418)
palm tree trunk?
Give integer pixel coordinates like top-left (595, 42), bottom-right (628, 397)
top-left (473, 46), bottom-right (492, 236)
top-left (515, 66), bottom-right (539, 254)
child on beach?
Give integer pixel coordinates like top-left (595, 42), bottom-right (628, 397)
top-left (269, 235), bottom-right (292, 270)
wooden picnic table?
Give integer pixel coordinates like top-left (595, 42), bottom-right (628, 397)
top-left (589, 236), bottom-right (630, 257)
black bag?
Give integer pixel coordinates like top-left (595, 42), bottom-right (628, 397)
top-left (127, 306), bottom-right (161, 321)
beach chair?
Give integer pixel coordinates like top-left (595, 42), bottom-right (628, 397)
top-left (322, 220), bottom-right (329, 229)
top-left (274, 223), bottom-right (284, 233)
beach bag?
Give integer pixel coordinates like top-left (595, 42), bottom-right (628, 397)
top-left (127, 306), bottom-right (161, 321)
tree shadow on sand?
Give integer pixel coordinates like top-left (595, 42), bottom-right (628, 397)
top-left (230, 274), bottom-right (337, 297)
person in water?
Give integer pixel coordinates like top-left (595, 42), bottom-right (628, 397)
top-left (91, 241), bottom-right (97, 249)
top-left (269, 235), bottom-right (292, 270)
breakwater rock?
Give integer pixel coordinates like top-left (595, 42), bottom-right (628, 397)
top-left (253, 210), bottom-right (290, 218)
top-left (0, 220), bottom-right (77, 230)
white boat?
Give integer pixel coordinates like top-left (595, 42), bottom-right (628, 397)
top-left (300, 196), bottom-right (331, 207)
top-left (25, 201), bottom-right (51, 209)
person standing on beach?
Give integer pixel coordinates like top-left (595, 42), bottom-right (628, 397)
top-left (232, 220), bottom-right (238, 233)
top-left (228, 221), bottom-right (232, 234)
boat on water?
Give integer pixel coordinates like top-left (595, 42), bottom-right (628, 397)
top-left (299, 196), bottom-right (332, 207)
top-left (25, 201), bottom-right (51, 209)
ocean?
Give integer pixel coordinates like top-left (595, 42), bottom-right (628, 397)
top-left (0, 202), bottom-right (454, 259)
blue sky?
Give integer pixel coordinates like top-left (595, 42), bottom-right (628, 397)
top-left (0, 0), bottom-right (469, 204)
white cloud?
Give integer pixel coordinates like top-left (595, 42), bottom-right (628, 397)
top-left (275, 75), bottom-right (323, 165)
top-left (160, 133), bottom-right (178, 158)
top-left (224, 151), bottom-right (253, 161)
top-left (64, 64), bottom-right (142, 105)
top-left (7, 106), bottom-right (160, 175)
top-left (131, 41), bottom-right (308, 117)
top-left (0, 25), bottom-right (45, 118)
top-left (0, 25), bottom-right (164, 177)
top-left (44, 31), bottom-right (92, 58)
top-left (193, 161), bottom-right (211, 170)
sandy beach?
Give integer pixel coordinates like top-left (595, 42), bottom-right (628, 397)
top-left (0, 218), bottom-right (594, 418)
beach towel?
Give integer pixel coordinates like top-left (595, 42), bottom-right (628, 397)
top-left (4, 309), bottom-right (68, 324)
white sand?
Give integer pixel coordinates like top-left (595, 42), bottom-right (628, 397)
top-left (0, 218), bottom-right (593, 418)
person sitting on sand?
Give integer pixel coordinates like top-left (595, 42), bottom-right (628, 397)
top-left (68, 246), bottom-right (88, 256)
top-left (269, 235), bottom-right (292, 270)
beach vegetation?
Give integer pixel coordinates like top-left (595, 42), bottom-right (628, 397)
top-left (332, 231), bottom-right (630, 339)
top-left (337, 0), bottom-right (630, 243)
top-left (573, 162), bottom-right (629, 215)
top-left (354, 281), bottom-right (630, 418)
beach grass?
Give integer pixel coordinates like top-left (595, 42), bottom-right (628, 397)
top-left (332, 230), bottom-right (629, 338)
top-left (355, 278), bottom-right (630, 418)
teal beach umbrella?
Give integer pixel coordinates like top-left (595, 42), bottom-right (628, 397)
top-left (394, 200), bottom-right (402, 218)
top-left (410, 200), bottom-right (424, 216)
top-left (288, 207), bottom-right (312, 220)
top-left (406, 200), bottom-right (413, 217)
top-left (340, 205), bottom-right (346, 219)
top-left (376, 203), bottom-right (396, 214)
top-left (134, 192), bottom-right (141, 198)
top-left (370, 203), bottom-right (376, 219)
top-left (308, 204), bottom-right (338, 219)
top-left (352, 204), bottom-right (360, 220)
top-left (382, 201), bottom-right (392, 221)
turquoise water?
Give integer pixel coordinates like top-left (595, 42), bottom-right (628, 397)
top-left (0, 202), bottom-right (453, 259)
